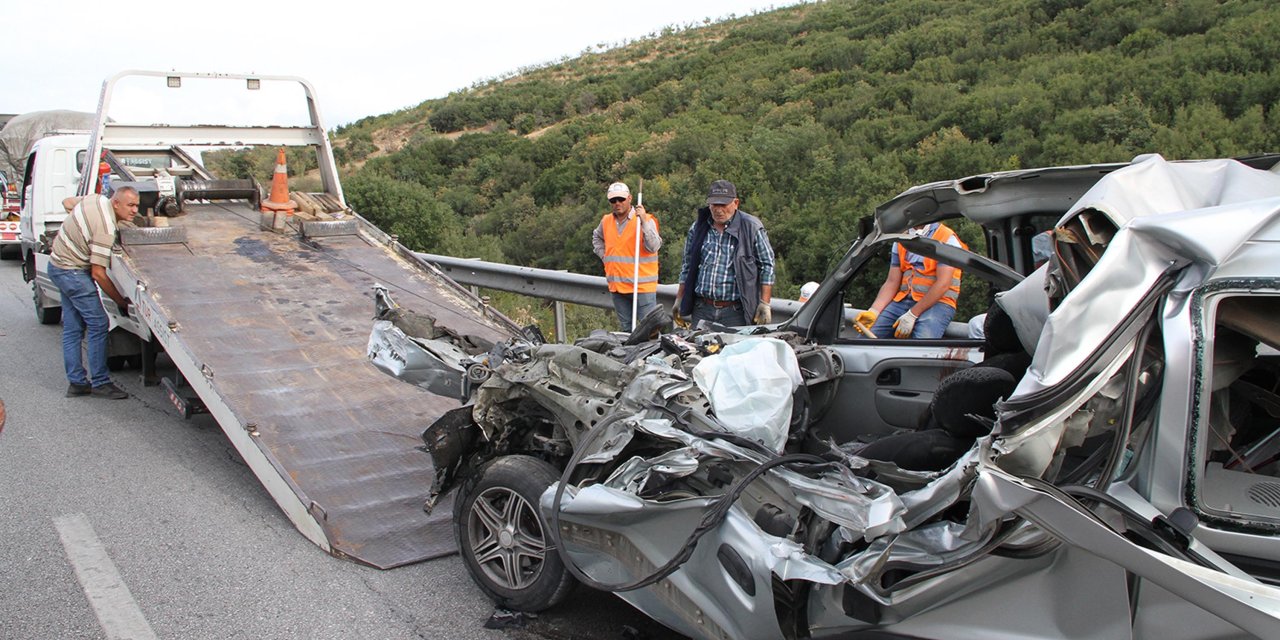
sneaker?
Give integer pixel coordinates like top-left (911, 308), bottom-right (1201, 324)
top-left (66, 383), bottom-right (92, 397)
top-left (90, 383), bottom-right (129, 400)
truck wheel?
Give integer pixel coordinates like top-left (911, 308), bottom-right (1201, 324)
top-left (454, 455), bottom-right (576, 612)
top-left (0, 245), bottom-right (18, 261)
top-left (33, 281), bottom-right (60, 325)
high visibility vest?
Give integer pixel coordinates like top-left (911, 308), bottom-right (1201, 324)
top-left (894, 224), bottom-right (965, 308)
top-left (602, 211), bottom-right (659, 294)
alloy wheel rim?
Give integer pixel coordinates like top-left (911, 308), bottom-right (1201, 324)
top-left (467, 486), bottom-right (547, 590)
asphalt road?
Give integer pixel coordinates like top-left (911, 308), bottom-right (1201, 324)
top-left (0, 260), bottom-right (679, 640)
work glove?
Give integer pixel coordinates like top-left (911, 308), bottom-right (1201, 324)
top-left (671, 301), bottom-right (690, 329)
top-left (892, 310), bottom-right (918, 338)
top-left (754, 302), bottom-right (772, 325)
top-left (855, 309), bottom-right (877, 331)
top-left (119, 299), bottom-right (132, 319)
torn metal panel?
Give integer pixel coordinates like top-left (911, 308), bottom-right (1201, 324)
top-left (368, 319), bottom-right (468, 399)
top-left (972, 467), bottom-right (1280, 637)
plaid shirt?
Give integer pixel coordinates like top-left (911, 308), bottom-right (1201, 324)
top-left (679, 222), bottom-right (776, 301)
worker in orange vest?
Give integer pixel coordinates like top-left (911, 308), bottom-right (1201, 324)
top-left (856, 222), bottom-right (965, 339)
top-left (592, 182), bottom-right (662, 331)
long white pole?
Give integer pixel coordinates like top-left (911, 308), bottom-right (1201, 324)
top-left (630, 178), bottom-right (644, 330)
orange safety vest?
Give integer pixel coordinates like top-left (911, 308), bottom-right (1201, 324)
top-left (894, 224), bottom-right (965, 308)
top-left (602, 211), bottom-right (660, 294)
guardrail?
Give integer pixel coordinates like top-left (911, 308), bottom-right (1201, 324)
top-left (417, 252), bottom-right (804, 342)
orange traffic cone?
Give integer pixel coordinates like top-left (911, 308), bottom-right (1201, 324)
top-left (261, 147), bottom-right (297, 214)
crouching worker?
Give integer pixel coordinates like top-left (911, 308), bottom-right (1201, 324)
top-left (856, 222), bottom-right (964, 339)
top-left (50, 187), bottom-right (139, 399)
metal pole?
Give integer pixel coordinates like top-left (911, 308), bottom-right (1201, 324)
top-left (630, 178), bottom-right (643, 330)
top-left (554, 301), bottom-right (567, 343)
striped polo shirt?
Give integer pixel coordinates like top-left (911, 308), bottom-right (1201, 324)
top-left (51, 195), bottom-right (117, 270)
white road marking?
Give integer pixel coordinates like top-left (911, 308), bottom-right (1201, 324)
top-left (54, 513), bottom-right (158, 640)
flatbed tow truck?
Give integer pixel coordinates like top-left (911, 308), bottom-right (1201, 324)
top-left (33, 70), bottom-right (521, 568)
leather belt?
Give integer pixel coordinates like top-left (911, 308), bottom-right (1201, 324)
top-left (699, 297), bottom-right (740, 308)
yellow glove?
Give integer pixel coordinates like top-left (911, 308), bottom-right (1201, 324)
top-left (672, 301), bottom-right (690, 329)
top-left (855, 309), bottom-right (877, 330)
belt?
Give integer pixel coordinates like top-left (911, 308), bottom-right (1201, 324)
top-left (699, 297), bottom-right (740, 308)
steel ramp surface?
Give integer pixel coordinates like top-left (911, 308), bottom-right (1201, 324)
top-left (123, 204), bottom-right (511, 568)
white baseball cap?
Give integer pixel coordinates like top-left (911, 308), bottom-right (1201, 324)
top-left (606, 182), bottom-right (630, 199)
top-left (798, 281), bottom-right (819, 302)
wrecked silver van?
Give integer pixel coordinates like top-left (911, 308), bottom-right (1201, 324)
top-left (372, 154), bottom-right (1280, 639)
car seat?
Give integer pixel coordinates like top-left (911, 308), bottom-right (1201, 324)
top-left (857, 366), bottom-right (1018, 471)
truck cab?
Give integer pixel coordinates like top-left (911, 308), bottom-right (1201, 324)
top-left (17, 133), bottom-right (89, 323)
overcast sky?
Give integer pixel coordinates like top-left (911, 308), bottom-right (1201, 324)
top-left (4, 1), bottom-right (795, 128)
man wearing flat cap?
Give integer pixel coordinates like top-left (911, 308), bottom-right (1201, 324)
top-left (674, 179), bottom-right (776, 327)
top-left (592, 181), bottom-right (662, 331)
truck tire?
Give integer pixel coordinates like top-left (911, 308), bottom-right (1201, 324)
top-left (454, 455), bottom-right (576, 612)
top-left (0, 245), bottom-right (18, 260)
top-left (33, 281), bottom-right (60, 325)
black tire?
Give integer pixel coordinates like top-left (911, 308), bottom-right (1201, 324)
top-left (454, 455), bottom-right (576, 612)
top-left (107, 356), bottom-right (131, 371)
top-left (0, 245), bottom-right (18, 261)
top-left (33, 281), bottom-right (61, 325)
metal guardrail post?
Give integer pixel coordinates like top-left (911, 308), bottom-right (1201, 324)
top-left (553, 301), bottom-right (567, 343)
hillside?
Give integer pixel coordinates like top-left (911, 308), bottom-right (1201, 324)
top-left (257, 0), bottom-right (1280, 301)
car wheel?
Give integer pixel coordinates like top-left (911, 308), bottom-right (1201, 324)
top-left (454, 455), bottom-right (576, 611)
top-left (33, 281), bottom-right (60, 325)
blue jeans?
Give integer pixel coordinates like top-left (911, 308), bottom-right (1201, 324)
top-left (692, 299), bottom-right (748, 328)
top-left (48, 263), bottom-right (111, 387)
top-left (611, 291), bottom-right (656, 332)
top-left (870, 298), bottom-right (956, 339)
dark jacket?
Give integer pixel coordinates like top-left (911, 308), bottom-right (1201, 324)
top-left (678, 207), bottom-right (766, 317)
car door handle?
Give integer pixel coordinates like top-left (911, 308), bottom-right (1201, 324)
top-left (876, 369), bottom-right (900, 386)
top-left (888, 390), bottom-right (919, 398)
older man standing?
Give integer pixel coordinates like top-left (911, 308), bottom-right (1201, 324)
top-left (674, 179), bottom-right (776, 327)
top-left (592, 181), bottom-right (661, 332)
top-left (50, 187), bottom-right (138, 399)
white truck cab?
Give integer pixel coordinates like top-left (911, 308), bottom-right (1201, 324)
top-left (18, 133), bottom-right (89, 323)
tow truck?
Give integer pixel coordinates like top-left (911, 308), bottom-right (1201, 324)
top-left (21, 70), bottom-right (523, 568)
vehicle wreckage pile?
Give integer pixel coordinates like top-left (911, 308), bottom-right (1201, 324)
top-left (368, 287), bottom-right (1109, 638)
top-left (369, 154), bottom-right (1280, 640)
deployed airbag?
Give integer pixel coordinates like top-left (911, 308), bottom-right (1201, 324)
top-left (691, 337), bottom-right (802, 453)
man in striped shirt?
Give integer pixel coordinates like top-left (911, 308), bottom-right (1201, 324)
top-left (49, 187), bottom-right (138, 399)
top-left (674, 180), bottom-right (776, 327)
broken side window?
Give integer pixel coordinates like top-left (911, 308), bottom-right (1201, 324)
top-left (1194, 294), bottom-right (1280, 528)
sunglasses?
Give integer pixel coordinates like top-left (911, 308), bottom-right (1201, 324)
top-left (609, 197), bottom-right (627, 203)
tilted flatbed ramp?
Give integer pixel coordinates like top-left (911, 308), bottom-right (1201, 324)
top-left (118, 203), bottom-right (515, 568)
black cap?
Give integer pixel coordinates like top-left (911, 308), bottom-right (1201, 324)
top-left (706, 179), bottom-right (737, 205)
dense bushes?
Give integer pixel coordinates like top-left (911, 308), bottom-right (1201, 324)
top-left (333, 0), bottom-right (1278, 301)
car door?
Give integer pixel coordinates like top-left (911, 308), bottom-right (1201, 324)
top-left (794, 232), bottom-right (1022, 444)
